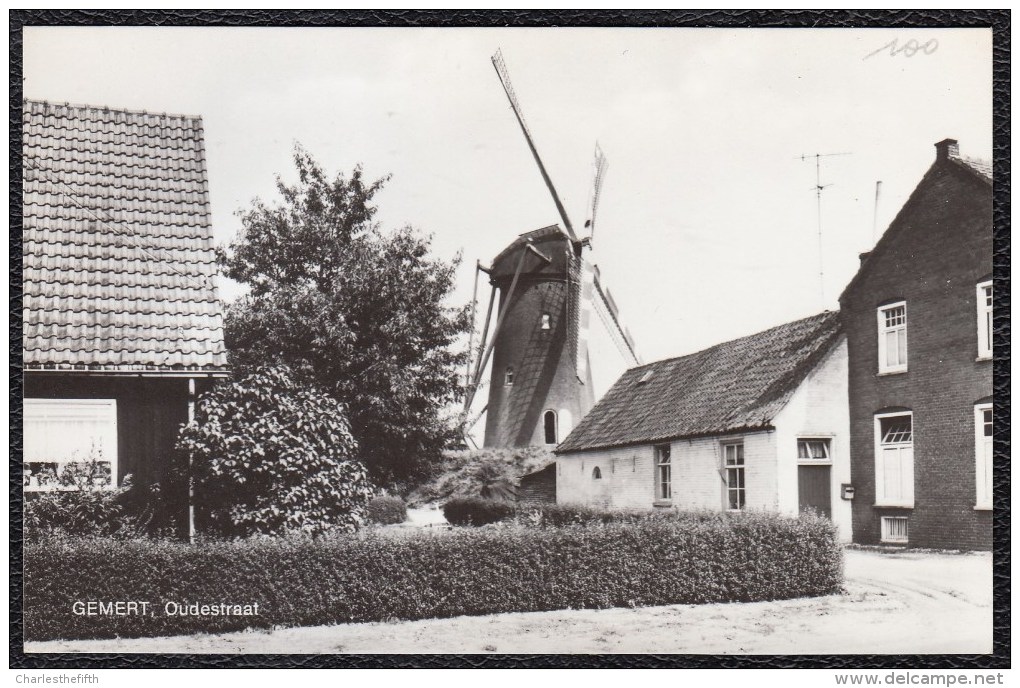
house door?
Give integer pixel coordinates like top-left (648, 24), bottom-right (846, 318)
top-left (798, 464), bottom-right (831, 519)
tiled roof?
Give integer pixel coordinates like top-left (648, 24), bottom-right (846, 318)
top-left (556, 311), bottom-right (841, 453)
top-left (22, 100), bottom-right (228, 371)
top-left (952, 155), bottom-right (993, 183)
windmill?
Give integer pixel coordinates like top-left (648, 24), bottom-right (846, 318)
top-left (462, 49), bottom-right (640, 449)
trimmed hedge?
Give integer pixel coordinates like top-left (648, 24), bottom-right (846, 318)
top-left (365, 496), bottom-right (408, 525)
top-left (25, 512), bottom-right (842, 641)
top-left (442, 497), bottom-right (516, 526)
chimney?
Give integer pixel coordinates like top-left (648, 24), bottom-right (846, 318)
top-left (935, 138), bottom-right (959, 161)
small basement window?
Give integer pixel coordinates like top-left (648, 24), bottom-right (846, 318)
top-left (881, 516), bottom-right (909, 544)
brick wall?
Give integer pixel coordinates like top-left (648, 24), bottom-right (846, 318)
top-left (517, 465), bottom-right (557, 506)
top-left (840, 159), bottom-right (992, 550)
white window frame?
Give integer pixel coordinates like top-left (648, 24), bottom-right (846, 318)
top-left (881, 516), bottom-right (909, 544)
top-left (723, 441), bottom-right (746, 511)
top-left (877, 301), bottom-right (908, 374)
top-left (977, 281), bottom-right (992, 360)
top-left (874, 411), bottom-right (914, 507)
top-left (975, 403), bottom-right (993, 510)
top-left (797, 437), bottom-right (833, 465)
top-left (23, 398), bottom-right (118, 491)
top-left (655, 444), bottom-right (672, 501)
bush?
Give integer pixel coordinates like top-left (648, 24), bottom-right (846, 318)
top-left (24, 460), bottom-right (149, 540)
top-left (176, 366), bottom-right (374, 537)
top-left (24, 511), bottom-right (842, 641)
top-left (365, 496), bottom-right (407, 525)
top-left (406, 447), bottom-right (553, 507)
top-left (514, 504), bottom-right (729, 527)
top-left (442, 496), bottom-right (516, 526)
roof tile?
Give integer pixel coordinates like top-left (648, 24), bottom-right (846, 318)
top-left (557, 312), bottom-right (842, 453)
top-left (22, 99), bottom-right (228, 371)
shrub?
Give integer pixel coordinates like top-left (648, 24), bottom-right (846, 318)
top-left (24, 511), bottom-right (842, 641)
top-left (176, 366), bottom-right (373, 537)
top-left (514, 504), bottom-right (729, 527)
top-left (442, 496), bottom-right (516, 526)
top-left (365, 496), bottom-right (407, 525)
top-left (406, 447), bottom-right (553, 506)
top-left (24, 461), bottom-right (148, 540)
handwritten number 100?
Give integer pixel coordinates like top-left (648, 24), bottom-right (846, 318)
top-left (865, 38), bottom-right (939, 60)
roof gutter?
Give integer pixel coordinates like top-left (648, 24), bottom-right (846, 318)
top-left (555, 424), bottom-right (776, 455)
top-left (24, 367), bottom-right (230, 379)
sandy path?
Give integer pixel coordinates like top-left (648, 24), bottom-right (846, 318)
top-left (25, 548), bottom-right (992, 655)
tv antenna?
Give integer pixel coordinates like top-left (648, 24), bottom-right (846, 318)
top-left (796, 151), bottom-right (851, 309)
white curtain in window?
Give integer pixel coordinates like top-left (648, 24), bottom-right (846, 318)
top-left (880, 445), bottom-right (913, 504)
top-left (24, 399), bottom-right (118, 464)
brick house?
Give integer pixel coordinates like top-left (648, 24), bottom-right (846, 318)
top-left (555, 312), bottom-right (853, 541)
top-left (22, 100), bottom-right (228, 496)
top-left (839, 138), bottom-right (992, 550)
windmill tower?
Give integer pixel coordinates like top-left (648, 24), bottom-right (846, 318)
top-left (462, 51), bottom-right (640, 449)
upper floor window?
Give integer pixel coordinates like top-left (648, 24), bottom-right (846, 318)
top-left (655, 444), bottom-right (672, 500)
top-left (724, 442), bottom-right (746, 511)
top-left (504, 366), bottom-right (514, 386)
top-left (977, 281), bottom-right (992, 360)
top-left (875, 412), bottom-right (914, 507)
top-left (23, 399), bottom-right (118, 491)
top-left (543, 410), bottom-right (557, 444)
top-left (540, 312), bottom-right (551, 330)
top-left (975, 403), bottom-right (993, 509)
top-left (877, 301), bottom-right (908, 374)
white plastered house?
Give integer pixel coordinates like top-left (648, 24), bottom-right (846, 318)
top-left (555, 311), bottom-right (852, 541)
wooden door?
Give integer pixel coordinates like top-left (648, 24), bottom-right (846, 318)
top-left (798, 464), bottom-right (832, 519)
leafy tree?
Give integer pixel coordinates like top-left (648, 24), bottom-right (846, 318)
top-left (177, 366), bottom-right (372, 536)
top-left (221, 148), bottom-right (471, 487)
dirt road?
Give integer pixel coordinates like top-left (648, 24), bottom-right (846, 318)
top-left (25, 548), bottom-right (992, 655)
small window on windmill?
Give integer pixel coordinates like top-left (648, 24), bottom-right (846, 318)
top-left (637, 370), bottom-right (654, 384)
top-left (541, 312), bottom-right (551, 330)
top-left (505, 366), bottom-right (514, 386)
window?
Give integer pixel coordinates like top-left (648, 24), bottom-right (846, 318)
top-left (724, 442), bottom-right (745, 510)
top-left (655, 444), bottom-right (671, 500)
top-left (543, 410), bottom-right (557, 444)
top-left (975, 404), bottom-right (993, 509)
top-left (977, 281), bottom-right (992, 359)
top-left (504, 366), bottom-right (514, 386)
top-left (540, 312), bottom-right (551, 330)
top-left (797, 438), bottom-right (831, 461)
top-left (875, 412), bottom-right (914, 507)
top-left (881, 516), bottom-right (909, 544)
top-left (23, 399), bottom-right (118, 491)
top-left (877, 302), bottom-right (908, 373)
top-left (592, 466), bottom-right (602, 480)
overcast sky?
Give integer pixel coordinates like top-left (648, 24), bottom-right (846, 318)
top-left (23, 26), bottom-right (992, 367)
